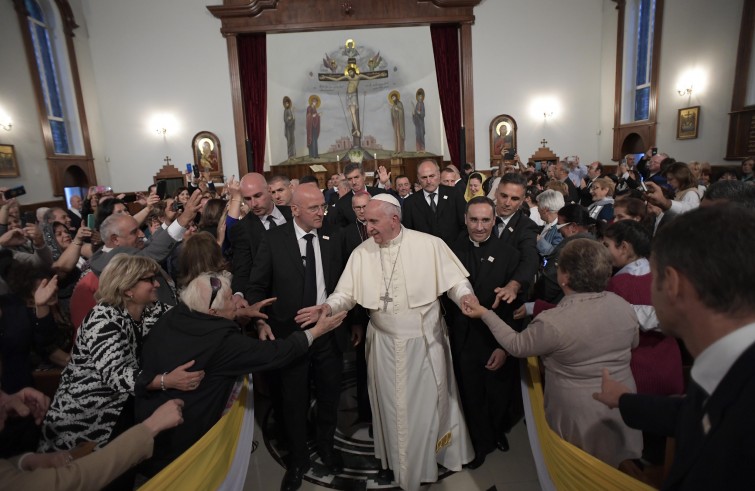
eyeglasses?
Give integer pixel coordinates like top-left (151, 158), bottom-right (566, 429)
top-left (556, 222), bottom-right (573, 230)
top-left (209, 276), bottom-right (221, 310)
top-left (138, 275), bottom-right (158, 284)
top-left (352, 205), bottom-right (368, 211)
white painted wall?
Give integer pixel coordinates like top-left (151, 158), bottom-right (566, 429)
top-left (81, 0), bottom-right (234, 191)
top-left (0, 0), bottom-right (746, 204)
top-left (598, 0), bottom-right (743, 165)
top-left (472, 0), bottom-right (605, 169)
top-left (0, 1), bottom-right (56, 204)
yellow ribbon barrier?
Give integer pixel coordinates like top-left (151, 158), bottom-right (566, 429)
top-left (524, 357), bottom-right (655, 491)
top-left (139, 377), bottom-right (250, 491)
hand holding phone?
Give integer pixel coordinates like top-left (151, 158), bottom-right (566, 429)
top-left (87, 214), bottom-right (96, 229)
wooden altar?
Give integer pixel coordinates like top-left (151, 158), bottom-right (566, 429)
top-left (265, 155), bottom-right (443, 189)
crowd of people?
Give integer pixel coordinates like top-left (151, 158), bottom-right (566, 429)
top-left (0, 151), bottom-right (753, 491)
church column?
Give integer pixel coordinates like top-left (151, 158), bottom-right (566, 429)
top-left (460, 22), bottom-right (475, 166)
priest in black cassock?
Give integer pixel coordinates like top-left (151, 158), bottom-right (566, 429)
top-left (446, 196), bottom-right (524, 469)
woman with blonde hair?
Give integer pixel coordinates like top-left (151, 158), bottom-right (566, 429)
top-left (39, 255), bottom-right (204, 457)
top-left (587, 177), bottom-right (615, 222)
top-left (663, 162), bottom-right (701, 210)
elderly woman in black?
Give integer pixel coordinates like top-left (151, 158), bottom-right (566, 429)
top-left (38, 255), bottom-right (204, 454)
top-left (135, 273), bottom-right (347, 476)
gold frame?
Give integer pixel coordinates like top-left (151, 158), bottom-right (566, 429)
top-left (0, 144), bottom-right (20, 178)
top-left (677, 106), bottom-right (700, 140)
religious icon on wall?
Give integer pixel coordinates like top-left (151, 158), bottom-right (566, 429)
top-left (412, 88), bottom-right (426, 152)
top-left (283, 96), bottom-right (296, 158)
top-left (191, 131), bottom-right (222, 176)
top-left (388, 90), bottom-right (405, 154)
top-left (0, 144), bottom-right (19, 177)
top-left (307, 94), bottom-right (321, 158)
top-left (677, 106), bottom-right (700, 140)
top-left (489, 114), bottom-right (518, 163)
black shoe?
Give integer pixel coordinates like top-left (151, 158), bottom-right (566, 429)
top-left (280, 464), bottom-right (307, 491)
top-left (497, 435), bottom-right (510, 452)
top-left (317, 448), bottom-right (344, 474)
top-left (376, 468), bottom-right (394, 483)
top-left (464, 454), bottom-right (486, 470)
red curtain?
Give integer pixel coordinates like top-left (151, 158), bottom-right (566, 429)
top-left (238, 34), bottom-right (267, 174)
top-left (430, 24), bottom-right (461, 166)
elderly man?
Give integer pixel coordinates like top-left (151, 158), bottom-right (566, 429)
top-left (247, 184), bottom-right (350, 491)
top-left (331, 163), bottom-right (384, 228)
top-left (447, 196), bottom-right (522, 469)
top-left (69, 191), bottom-right (201, 327)
top-left (230, 172), bottom-right (293, 295)
top-left (535, 189), bottom-right (566, 256)
top-left (594, 205), bottom-right (755, 490)
top-left (401, 160), bottom-right (466, 246)
top-left (394, 175), bottom-right (412, 206)
top-left (269, 175), bottom-right (294, 206)
top-left (66, 195), bottom-right (83, 230)
top-left (300, 194), bottom-right (475, 490)
top-left (42, 207), bottom-right (72, 229)
top-left (553, 161), bottom-right (581, 204)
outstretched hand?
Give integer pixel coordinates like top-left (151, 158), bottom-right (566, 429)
top-left (592, 368), bottom-right (632, 409)
top-left (237, 297), bottom-right (276, 319)
top-left (295, 304), bottom-right (331, 327)
top-left (165, 360), bottom-right (205, 392)
top-left (461, 294), bottom-right (487, 319)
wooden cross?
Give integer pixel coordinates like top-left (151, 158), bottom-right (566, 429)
top-left (380, 291), bottom-right (393, 312)
top-left (540, 139), bottom-right (548, 147)
top-left (164, 156), bottom-right (172, 165)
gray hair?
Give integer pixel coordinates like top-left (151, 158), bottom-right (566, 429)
top-left (100, 214), bottom-right (131, 247)
top-left (536, 189), bottom-right (566, 213)
top-left (180, 273), bottom-right (231, 313)
top-left (375, 199), bottom-right (402, 221)
top-left (42, 207), bottom-right (65, 223)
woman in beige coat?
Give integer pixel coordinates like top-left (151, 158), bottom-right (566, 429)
top-left (462, 238), bottom-right (642, 467)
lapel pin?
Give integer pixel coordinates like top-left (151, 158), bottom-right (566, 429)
top-left (488, 256), bottom-right (495, 262)
top-left (508, 226), bottom-right (514, 233)
top-left (323, 235), bottom-right (330, 240)
top-left (702, 413), bottom-right (711, 435)
top-left (443, 195), bottom-right (448, 200)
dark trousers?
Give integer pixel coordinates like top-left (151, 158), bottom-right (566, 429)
top-left (456, 349), bottom-right (519, 456)
top-left (280, 332), bottom-right (343, 467)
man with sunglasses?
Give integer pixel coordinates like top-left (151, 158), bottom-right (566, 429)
top-left (248, 184), bottom-right (350, 491)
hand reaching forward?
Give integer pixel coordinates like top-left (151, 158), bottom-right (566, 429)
top-left (592, 368), bottom-right (632, 409)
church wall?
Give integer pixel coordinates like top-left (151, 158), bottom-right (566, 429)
top-left (0, 0), bottom-right (745, 203)
top-left (472, 0), bottom-right (605, 168)
top-left (82, 0), bottom-right (235, 191)
top-left (597, 0), bottom-right (743, 165)
top-left (0, 1), bottom-right (56, 203)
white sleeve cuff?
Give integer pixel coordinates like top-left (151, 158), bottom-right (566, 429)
top-left (304, 330), bottom-right (314, 346)
top-left (166, 220), bottom-right (187, 241)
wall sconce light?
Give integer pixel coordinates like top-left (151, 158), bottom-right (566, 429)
top-left (149, 113), bottom-right (177, 137)
top-left (543, 111), bottom-right (554, 119)
top-left (676, 68), bottom-right (706, 97)
top-left (677, 86), bottom-right (693, 97)
top-left (530, 96), bottom-right (560, 121)
top-left (0, 108), bottom-right (12, 131)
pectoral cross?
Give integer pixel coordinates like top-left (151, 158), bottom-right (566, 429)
top-left (380, 290), bottom-right (393, 313)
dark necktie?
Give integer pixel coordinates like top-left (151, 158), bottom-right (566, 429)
top-left (429, 192), bottom-right (437, 213)
top-left (302, 233), bottom-right (317, 307)
top-left (267, 216), bottom-right (277, 229)
top-left (495, 216), bottom-right (503, 238)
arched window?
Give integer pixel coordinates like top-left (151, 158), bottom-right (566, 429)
top-left (612, 0), bottom-right (664, 159)
top-left (14, 0), bottom-right (95, 195)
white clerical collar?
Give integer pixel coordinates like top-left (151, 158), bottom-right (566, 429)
top-left (691, 322), bottom-right (755, 397)
top-left (380, 227), bottom-right (404, 248)
top-left (616, 258), bottom-right (650, 276)
top-left (469, 234), bottom-right (492, 247)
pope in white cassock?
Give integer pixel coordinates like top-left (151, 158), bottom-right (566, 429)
top-left (298, 193), bottom-right (475, 490)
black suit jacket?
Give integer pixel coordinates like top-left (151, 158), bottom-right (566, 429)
top-left (619, 340), bottom-right (755, 490)
top-left (447, 235), bottom-right (522, 358)
top-left (401, 184), bottom-right (466, 246)
top-left (331, 187), bottom-right (384, 228)
top-left (247, 222), bottom-right (349, 351)
top-left (562, 178), bottom-right (581, 204)
top-left (66, 209), bottom-right (82, 230)
top-left (496, 210), bottom-right (540, 295)
top-left (229, 206), bottom-right (292, 294)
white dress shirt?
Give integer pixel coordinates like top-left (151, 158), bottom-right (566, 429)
top-left (293, 220), bottom-right (327, 305)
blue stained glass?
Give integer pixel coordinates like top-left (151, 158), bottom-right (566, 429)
top-left (36, 25), bottom-right (64, 118)
top-left (635, 87), bottom-right (650, 121)
top-left (25, 0), bottom-right (44, 22)
top-left (635, 0), bottom-right (651, 85)
top-left (50, 120), bottom-right (70, 154)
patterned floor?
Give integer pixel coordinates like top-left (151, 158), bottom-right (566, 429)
top-left (260, 360), bottom-right (454, 490)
